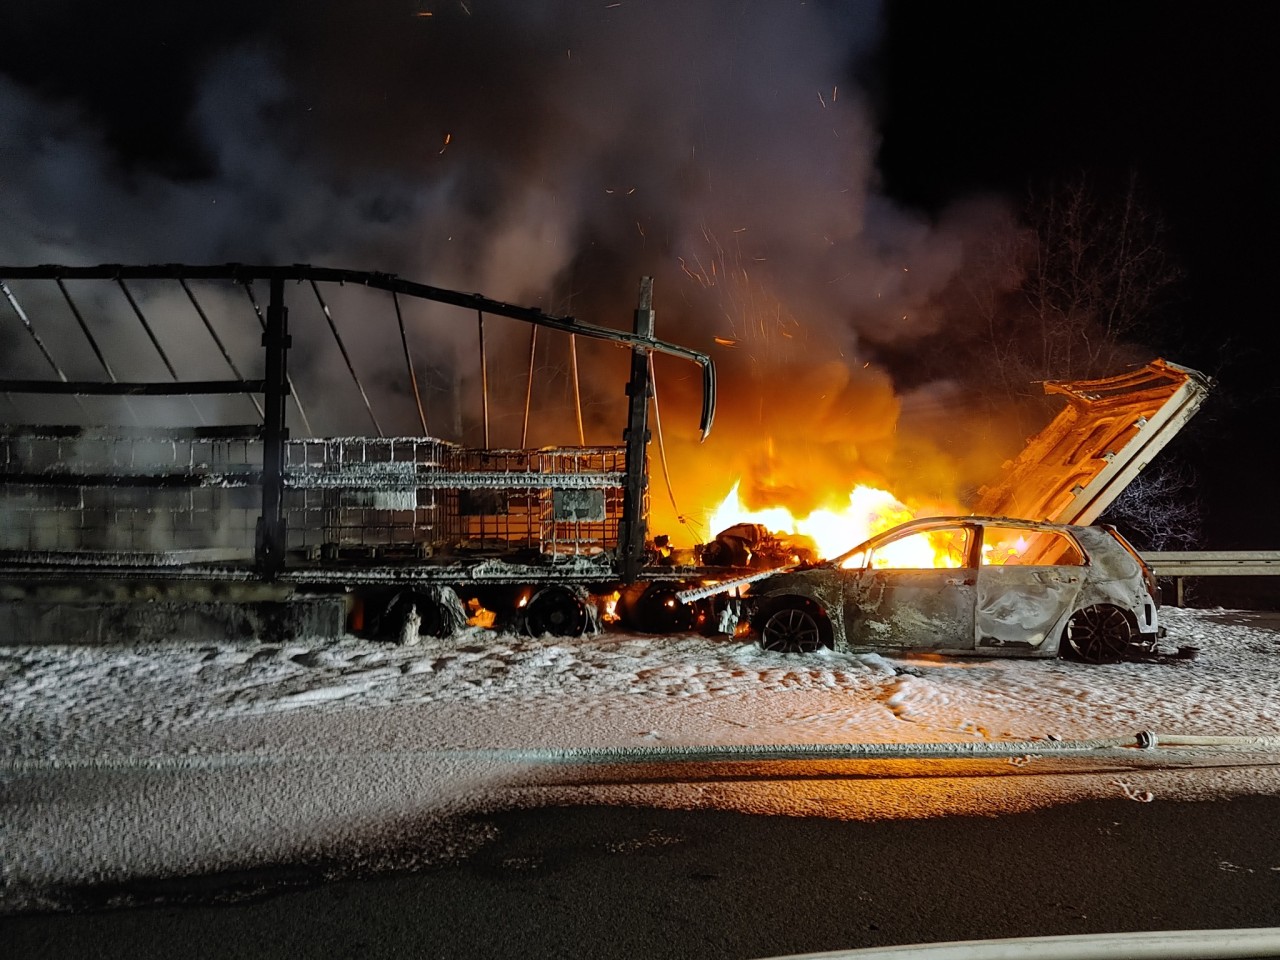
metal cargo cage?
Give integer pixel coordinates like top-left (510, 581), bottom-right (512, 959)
top-left (0, 425), bottom-right (262, 559)
top-left (0, 428), bottom-right (628, 563)
top-left (285, 438), bottom-right (628, 558)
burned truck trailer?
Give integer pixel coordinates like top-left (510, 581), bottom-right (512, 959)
top-left (0, 264), bottom-right (1214, 646)
top-left (0, 264), bottom-right (720, 642)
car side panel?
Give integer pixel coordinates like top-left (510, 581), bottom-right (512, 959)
top-left (1071, 526), bottom-right (1160, 641)
top-left (975, 566), bottom-right (1085, 653)
top-left (844, 569), bottom-right (977, 651)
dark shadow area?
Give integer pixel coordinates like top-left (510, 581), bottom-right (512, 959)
top-left (6, 796), bottom-right (1280, 959)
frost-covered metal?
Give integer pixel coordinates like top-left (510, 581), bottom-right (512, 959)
top-left (0, 425), bottom-right (262, 557)
top-left (284, 438), bottom-right (628, 558)
top-left (0, 428), bottom-right (630, 562)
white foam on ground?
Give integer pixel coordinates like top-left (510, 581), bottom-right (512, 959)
top-left (3, 607), bottom-right (1280, 907)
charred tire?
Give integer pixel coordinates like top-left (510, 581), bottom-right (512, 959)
top-left (523, 585), bottom-right (589, 638)
top-left (756, 598), bottom-right (833, 654)
top-left (1063, 604), bottom-right (1137, 663)
top-left (630, 583), bottom-right (699, 634)
top-left (381, 587), bottom-right (463, 642)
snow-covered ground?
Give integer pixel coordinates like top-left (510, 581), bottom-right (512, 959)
top-left (4, 607), bottom-right (1280, 910)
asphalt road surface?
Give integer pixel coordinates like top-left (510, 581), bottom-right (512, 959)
top-left (6, 792), bottom-right (1280, 959)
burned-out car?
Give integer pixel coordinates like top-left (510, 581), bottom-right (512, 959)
top-left (748, 516), bottom-right (1160, 662)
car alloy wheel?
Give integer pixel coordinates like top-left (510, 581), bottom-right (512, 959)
top-left (1065, 604), bottom-right (1135, 663)
top-left (760, 604), bottom-right (826, 654)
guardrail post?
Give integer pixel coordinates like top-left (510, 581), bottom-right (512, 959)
top-left (256, 277), bottom-right (290, 578)
top-left (618, 277), bottom-right (654, 584)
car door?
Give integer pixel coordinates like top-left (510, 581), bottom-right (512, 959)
top-left (842, 523), bottom-right (978, 651)
top-left (974, 524), bottom-right (1087, 652)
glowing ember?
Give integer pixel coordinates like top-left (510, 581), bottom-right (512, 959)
top-left (466, 597), bottom-right (497, 629)
top-left (602, 590), bottom-right (621, 623)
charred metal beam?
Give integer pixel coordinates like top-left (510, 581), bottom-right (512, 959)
top-left (309, 279), bottom-right (382, 437)
top-left (116, 278), bottom-right (179, 381)
top-left (1, 280), bottom-right (70, 383)
top-left (0, 379), bottom-right (267, 395)
top-left (521, 325), bottom-right (538, 447)
top-left (285, 470), bottom-right (625, 491)
top-left (393, 290), bottom-right (429, 435)
top-left (0, 424), bottom-right (263, 440)
top-left (55, 278), bottom-right (117, 382)
top-left (619, 277), bottom-right (654, 584)
top-left (569, 333), bottom-right (585, 445)
top-left (1, 471), bottom-right (259, 488)
top-left (244, 281), bottom-right (313, 435)
top-left (477, 311), bottom-right (490, 448)
top-left (256, 277), bottom-right (290, 579)
top-left (180, 278), bottom-right (265, 421)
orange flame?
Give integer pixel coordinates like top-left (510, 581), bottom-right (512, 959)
top-left (707, 480), bottom-right (962, 569)
top-left (707, 480), bottom-right (914, 559)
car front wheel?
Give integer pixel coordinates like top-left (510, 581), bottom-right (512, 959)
top-left (758, 600), bottom-right (831, 654)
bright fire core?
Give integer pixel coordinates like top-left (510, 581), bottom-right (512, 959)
top-left (708, 481), bottom-right (928, 564)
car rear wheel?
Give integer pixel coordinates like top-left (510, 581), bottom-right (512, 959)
top-left (758, 600), bottom-right (831, 654)
top-left (1063, 604), bottom-right (1136, 663)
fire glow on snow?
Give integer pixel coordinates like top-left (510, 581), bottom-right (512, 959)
top-left (4, 608), bottom-right (1280, 910)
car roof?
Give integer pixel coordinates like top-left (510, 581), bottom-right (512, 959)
top-left (874, 515), bottom-right (1093, 536)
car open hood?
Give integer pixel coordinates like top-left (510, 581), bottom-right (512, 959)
top-left (972, 358), bottom-right (1212, 525)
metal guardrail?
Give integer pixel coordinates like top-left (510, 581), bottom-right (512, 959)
top-left (1142, 551), bottom-right (1280, 577)
top-left (1141, 551), bottom-right (1280, 606)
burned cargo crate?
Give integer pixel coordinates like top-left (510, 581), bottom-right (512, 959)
top-left (285, 438), bottom-right (628, 559)
top-left (284, 437), bottom-right (452, 558)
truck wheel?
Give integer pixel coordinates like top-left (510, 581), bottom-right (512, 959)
top-left (523, 585), bottom-right (589, 638)
top-left (629, 583), bottom-right (698, 633)
top-left (383, 587), bottom-right (465, 642)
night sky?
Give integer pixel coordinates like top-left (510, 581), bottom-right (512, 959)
top-left (876, 2), bottom-right (1279, 550)
top-left (1, 1), bottom-right (1276, 552)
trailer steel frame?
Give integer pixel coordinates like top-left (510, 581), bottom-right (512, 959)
top-left (0, 264), bottom-right (716, 596)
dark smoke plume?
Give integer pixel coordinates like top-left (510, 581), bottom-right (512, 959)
top-left (0, 1), bottom-right (1016, 539)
